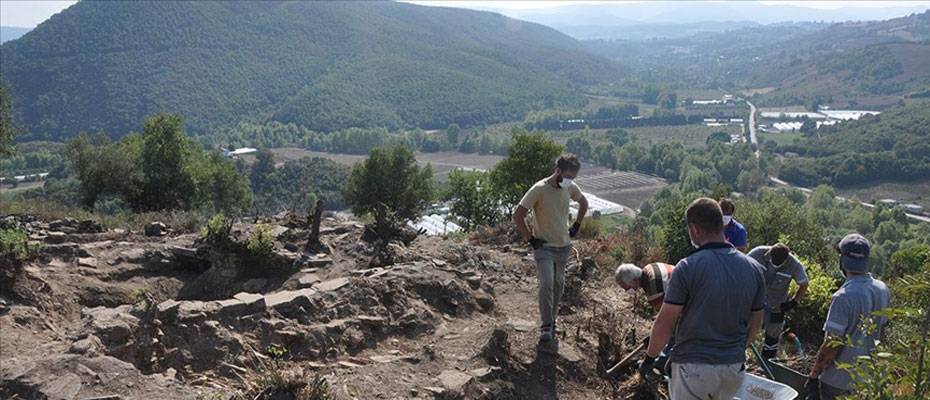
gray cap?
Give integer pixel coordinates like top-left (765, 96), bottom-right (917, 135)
top-left (839, 233), bottom-right (871, 273)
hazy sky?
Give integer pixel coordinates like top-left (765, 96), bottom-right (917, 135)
top-left (1, 0), bottom-right (77, 27)
top-left (407, 0), bottom-right (930, 10)
top-left (2, 0), bottom-right (929, 27)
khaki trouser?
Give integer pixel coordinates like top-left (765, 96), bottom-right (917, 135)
top-left (763, 307), bottom-right (785, 357)
top-left (670, 362), bottom-right (744, 400)
top-left (533, 245), bottom-right (570, 331)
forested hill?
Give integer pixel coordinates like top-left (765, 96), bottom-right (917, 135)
top-left (584, 10), bottom-right (930, 106)
top-left (0, 1), bottom-right (621, 140)
top-left (777, 102), bottom-right (930, 187)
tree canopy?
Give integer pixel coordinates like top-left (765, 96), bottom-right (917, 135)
top-left (0, 1), bottom-right (620, 140)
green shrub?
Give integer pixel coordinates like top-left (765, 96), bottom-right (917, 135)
top-left (265, 344), bottom-right (288, 360)
top-left (786, 255), bottom-right (839, 340)
top-left (65, 114), bottom-right (253, 214)
top-left (201, 213), bottom-right (233, 245)
top-left (247, 224), bottom-right (275, 257)
top-left (489, 131), bottom-right (563, 210)
top-left (578, 218), bottom-right (603, 239)
top-left (888, 244), bottom-right (930, 279)
top-left (445, 169), bottom-right (501, 231)
top-left (342, 144), bottom-right (433, 234)
top-left (128, 286), bottom-right (151, 307)
top-left (0, 228), bottom-right (33, 261)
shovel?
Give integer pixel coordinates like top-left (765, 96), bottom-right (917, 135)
top-left (605, 340), bottom-right (647, 377)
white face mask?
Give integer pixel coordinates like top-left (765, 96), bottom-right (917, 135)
top-left (559, 177), bottom-right (573, 189)
top-left (625, 288), bottom-right (637, 295)
top-left (722, 215), bottom-right (733, 226)
top-left (688, 230), bottom-right (699, 249)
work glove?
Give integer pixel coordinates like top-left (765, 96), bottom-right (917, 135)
top-left (780, 299), bottom-right (798, 312)
top-left (638, 354), bottom-right (657, 381)
top-left (568, 221), bottom-right (581, 238)
top-left (528, 237), bottom-right (545, 250)
top-left (803, 377), bottom-right (820, 400)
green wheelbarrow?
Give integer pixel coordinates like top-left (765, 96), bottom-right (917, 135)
top-left (751, 345), bottom-right (818, 400)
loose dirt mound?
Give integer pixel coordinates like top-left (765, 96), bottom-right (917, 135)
top-left (1, 213), bottom-right (658, 399)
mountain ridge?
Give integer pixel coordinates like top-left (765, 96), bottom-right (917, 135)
top-left (0, 1), bottom-right (622, 140)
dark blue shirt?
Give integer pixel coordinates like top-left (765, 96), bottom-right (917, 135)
top-left (724, 219), bottom-right (748, 248)
top-left (664, 242), bottom-right (767, 365)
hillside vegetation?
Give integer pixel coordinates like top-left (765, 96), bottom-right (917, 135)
top-left (776, 102), bottom-right (930, 187)
top-left (585, 11), bottom-right (930, 107)
top-left (0, 1), bottom-right (620, 140)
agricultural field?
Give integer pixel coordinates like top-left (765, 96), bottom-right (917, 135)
top-left (835, 179), bottom-right (930, 209)
top-left (0, 181), bottom-right (44, 194)
top-left (760, 131), bottom-right (804, 147)
top-left (576, 165), bottom-right (668, 211)
top-left (547, 124), bottom-right (743, 148)
top-left (263, 148), bottom-right (667, 213)
top-left (624, 124), bottom-right (743, 147)
top-left (266, 148), bottom-right (504, 181)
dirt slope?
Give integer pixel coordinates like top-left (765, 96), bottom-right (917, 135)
top-left (0, 214), bottom-right (655, 399)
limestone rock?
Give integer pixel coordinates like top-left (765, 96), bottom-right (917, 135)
top-left (437, 369), bottom-right (474, 395)
top-left (83, 305), bottom-right (139, 345)
top-left (68, 335), bottom-right (104, 356)
top-left (314, 277), bottom-right (350, 292)
top-left (296, 273), bottom-right (321, 288)
top-left (77, 257), bottom-right (98, 268)
top-left (45, 231), bottom-right (68, 244)
top-left (263, 288), bottom-right (317, 316)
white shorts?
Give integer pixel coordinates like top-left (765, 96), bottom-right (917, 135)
top-left (669, 362), bottom-right (744, 400)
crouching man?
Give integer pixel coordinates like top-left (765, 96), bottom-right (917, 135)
top-left (616, 262), bottom-right (676, 370)
top-left (512, 154), bottom-right (588, 344)
top-left (747, 243), bottom-right (809, 359)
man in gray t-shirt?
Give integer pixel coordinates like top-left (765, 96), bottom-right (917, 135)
top-left (640, 198), bottom-right (766, 399)
top-left (808, 234), bottom-right (890, 400)
top-left (748, 244), bottom-right (809, 359)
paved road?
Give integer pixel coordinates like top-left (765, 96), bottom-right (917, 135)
top-left (743, 100), bottom-right (929, 223)
top-left (769, 177), bottom-right (930, 224)
top-left (746, 100), bottom-right (759, 158)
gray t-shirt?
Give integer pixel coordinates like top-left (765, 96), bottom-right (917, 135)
top-left (820, 274), bottom-right (891, 390)
top-left (665, 242), bottom-right (767, 365)
top-left (748, 246), bottom-right (810, 313)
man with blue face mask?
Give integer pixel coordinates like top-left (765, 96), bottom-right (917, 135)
top-left (719, 197), bottom-right (748, 252)
top-left (512, 154), bottom-right (588, 345)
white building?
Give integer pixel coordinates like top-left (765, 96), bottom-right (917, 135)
top-left (410, 214), bottom-right (462, 236)
top-left (819, 110), bottom-right (881, 121)
top-left (222, 147), bottom-right (257, 158)
top-left (760, 112), bottom-right (828, 120)
top-left (772, 122), bottom-right (803, 132)
top-left (570, 192), bottom-right (624, 217)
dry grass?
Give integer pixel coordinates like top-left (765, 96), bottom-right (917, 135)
top-left (0, 199), bottom-right (210, 233)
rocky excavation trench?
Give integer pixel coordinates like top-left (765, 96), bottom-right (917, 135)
top-left (1, 214), bottom-right (656, 400)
